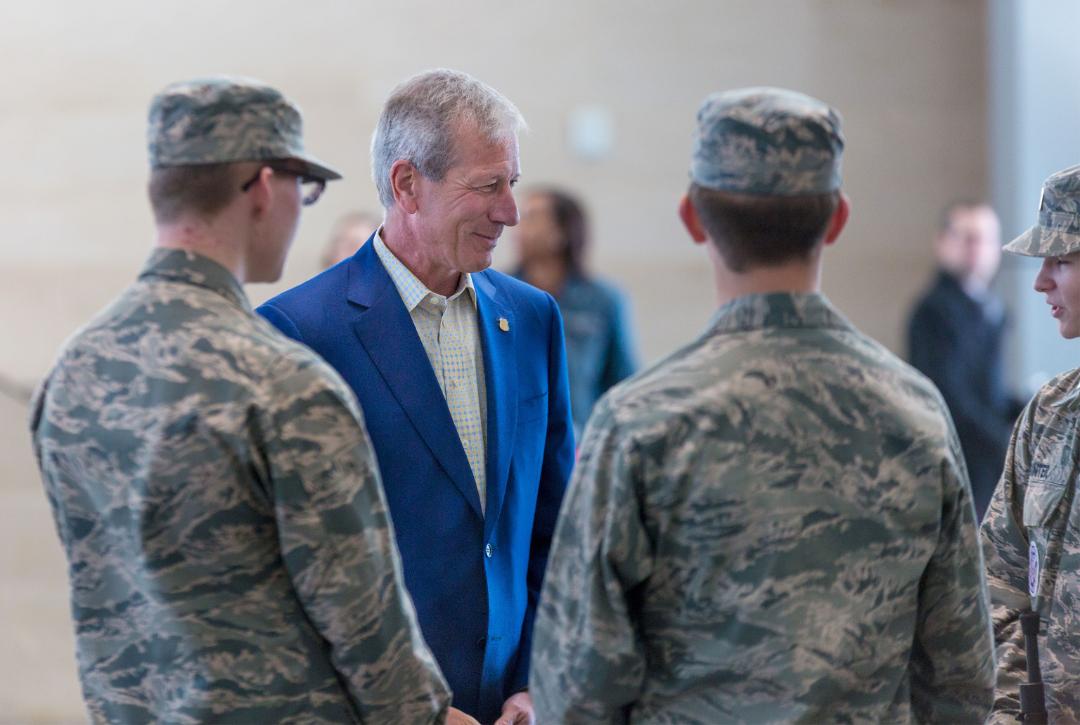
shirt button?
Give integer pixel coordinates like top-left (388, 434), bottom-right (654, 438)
top-left (485, 543), bottom-right (494, 558)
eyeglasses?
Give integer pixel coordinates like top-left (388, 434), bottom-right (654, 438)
top-left (240, 164), bottom-right (326, 206)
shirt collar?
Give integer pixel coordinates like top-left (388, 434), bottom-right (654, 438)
top-left (137, 247), bottom-right (250, 311)
top-left (373, 229), bottom-right (477, 311)
top-left (707, 291), bottom-right (853, 335)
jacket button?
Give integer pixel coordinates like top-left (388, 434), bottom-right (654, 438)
top-left (485, 543), bottom-right (494, 558)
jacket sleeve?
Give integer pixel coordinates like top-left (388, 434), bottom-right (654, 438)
top-left (509, 293), bottom-right (576, 694)
top-left (530, 398), bottom-right (651, 724)
top-left (908, 416), bottom-right (996, 721)
top-left (980, 398), bottom-right (1038, 722)
top-left (259, 349), bottom-right (450, 724)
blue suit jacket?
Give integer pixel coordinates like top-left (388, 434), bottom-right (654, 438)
top-left (258, 238), bottom-right (574, 721)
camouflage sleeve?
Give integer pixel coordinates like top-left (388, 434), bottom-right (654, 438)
top-left (259, 349), bottom-right (450, 723)
top-left (980, 399), bottom-right (1037, 722)
top-left (531, 400), bottom-right (651, 724)
top-left (908, 422), bottom-right (995, 722)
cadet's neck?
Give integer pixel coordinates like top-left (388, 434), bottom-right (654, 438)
top-left (710, 245), bottom-right (823, 308)
top-left (155, 214), bottom-right (250, 283)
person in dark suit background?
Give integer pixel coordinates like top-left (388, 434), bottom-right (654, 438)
top-left (257, 69), bottom-right (574, 725)
top-left (908, 201), bottom-right (1024, 519)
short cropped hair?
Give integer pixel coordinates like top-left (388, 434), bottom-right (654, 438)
top-left (688, 184), bottom-right (839, 273)
top-left (370, 69), bottom-right (525, 208)
top-left (148, 163), bottom-right (246, 224)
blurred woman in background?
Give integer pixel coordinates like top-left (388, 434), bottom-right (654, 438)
top-left (514, 188), bottom-right (638, 437)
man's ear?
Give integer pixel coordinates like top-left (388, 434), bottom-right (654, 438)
top-left (678, 194), bottom-right (709, 245)
top-left (390, 160), bottom-right (421, 214)
top-left (823, 192), bottom-right (850, 246)
top-left (246, 166), bottom-right (273, 219)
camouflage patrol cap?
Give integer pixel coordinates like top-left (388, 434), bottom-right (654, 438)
top-left (1004, 164), bottom-right (1080, 257)
top-left (690, 87), bottom-right (844, 196)
top-left (147, 76), bottom-right (341, 181)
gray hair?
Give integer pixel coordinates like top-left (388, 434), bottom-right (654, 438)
top-left (370, 69), bottom-right (526, 208)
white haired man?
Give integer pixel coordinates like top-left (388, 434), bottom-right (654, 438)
top-left (259, 69), bottom-right (574, 725)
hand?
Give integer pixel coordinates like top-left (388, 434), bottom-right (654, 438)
top-left (447, 707), bottom-right (482, 725)
top-left (494, 691), bottom-right (534, 725)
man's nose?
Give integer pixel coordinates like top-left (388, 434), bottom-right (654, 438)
top-left (492, 185), bottom-right (519, 227)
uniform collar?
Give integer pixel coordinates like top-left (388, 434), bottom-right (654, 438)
top-left (137, 248), bottom-right (250, 312)
top-left (707, 291), bottom-right (853, 335)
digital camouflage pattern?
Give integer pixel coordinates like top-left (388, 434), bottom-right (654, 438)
top-left (981, 369), bottom-right (1080, 722)
top-left (147, 76), bottom-right (341, 181)
top-left (532, 292), bottom-right (994, 724)
top-left (1004, 163), bottom-right (1080, 257)
top-left (690, 87), bottom-right (844, 196)
top-left (31, 248), bottom-right (449, 724)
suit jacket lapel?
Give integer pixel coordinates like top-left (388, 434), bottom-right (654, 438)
top-left (348, 240), bottom-right (483, 519)
top-left (475, 272), bottom-right (516, 539)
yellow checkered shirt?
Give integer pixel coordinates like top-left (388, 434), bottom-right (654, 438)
top-left (374, 232), bottom-right (488, 511)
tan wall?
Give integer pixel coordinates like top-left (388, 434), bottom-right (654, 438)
top-left (0, 1), bottom-right (986, 719)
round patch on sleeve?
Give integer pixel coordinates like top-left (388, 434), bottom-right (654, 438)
top-left (1029, 540), bottom-right (1041, 597)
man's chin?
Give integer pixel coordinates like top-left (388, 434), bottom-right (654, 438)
top-left (465, 253), bottom-right (495, 273)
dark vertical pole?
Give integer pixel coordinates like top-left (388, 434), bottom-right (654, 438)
top-left (1019, 610), bottom-right (1047, 723)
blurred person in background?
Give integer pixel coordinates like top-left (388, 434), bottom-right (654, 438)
top-left (514, 188), bottom-right (638, 437)
top-left (531, 87), bottom-right (994, 723)
top-left (258, 69), bottom-right (574, 725)
top-left (907, 201), bottom-right (1025, 519)
top-left (321, 210), bottom-right (381, 268)
top-left (30, 77), bottom-right (449, 723)
top-left (982, 164), bottom-right (1080, 722)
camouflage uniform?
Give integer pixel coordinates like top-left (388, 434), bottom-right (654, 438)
top-left (532, 292), bottom-right (995, 723)
top-left (32, 249), bottom-right (449, 723)
top-left (30, 77), bottom-right (449, 723)
top-left (982, 374), bottom-right (1080, 722)
top-left (981, 164), bottom-right (1080, 722)
top-left (532, 88), bottom-right (994, 723)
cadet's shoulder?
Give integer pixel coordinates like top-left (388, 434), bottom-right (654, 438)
top-left (826, 322), bottom-right (945, 397)
top-left (593, 322), bottom-right (952, 444)
top-left (825, 328), bottom-right (962, 447)
top-left (256, 337), bottom-right (359, 415)
top-left (589, 334), bottom-right (730, 436)
top-left (82, 276), bottom-right (341, 389)
top-left (1026, 366), bottom-right (1080, 417)
top-left (244, 309), bottom-right (351, 389)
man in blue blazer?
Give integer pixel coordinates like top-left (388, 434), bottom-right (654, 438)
top-left (258, 69), bottom-right (574, 725)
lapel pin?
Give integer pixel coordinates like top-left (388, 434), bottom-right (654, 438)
top-left (498, 317), bottom-right (510, 332)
